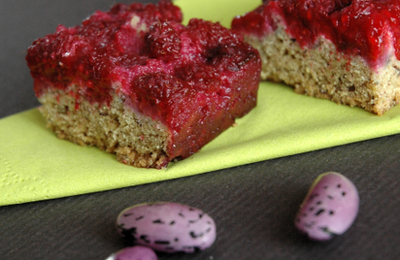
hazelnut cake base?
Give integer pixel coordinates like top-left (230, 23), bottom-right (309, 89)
top-left (38, 87), bottom-right (171, 169)
top-left (232, 0), bottom-right (400, 115)
top-left (26, 0), bottom-right (261, 169)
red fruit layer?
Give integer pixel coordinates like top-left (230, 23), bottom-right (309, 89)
top-left (232, 0), bottom-right (400, 68)
top-left (26, 0), bottom-right (261, 162)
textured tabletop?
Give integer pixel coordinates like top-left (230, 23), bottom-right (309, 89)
top-left (1, 0), bottom-right (400, 259)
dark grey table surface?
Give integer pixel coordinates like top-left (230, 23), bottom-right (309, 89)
top-left (1, 0), bottom-right (400, 259)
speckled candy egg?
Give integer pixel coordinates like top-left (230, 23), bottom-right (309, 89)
top-left (106, 246), bottom-right (157, 260)
top-left (116, 202), bottom-right (216, 253)
top-left (295, 172), bottom-right (359, 241)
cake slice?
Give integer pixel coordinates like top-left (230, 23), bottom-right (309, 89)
top-left (232, 0), bottom-right (400, 115)
top-left (26, 0), bottom-right (261, 169)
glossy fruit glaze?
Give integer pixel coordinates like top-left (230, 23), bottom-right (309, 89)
top-left (232, 0), bottom-right (400, 68)
top-left (26, 0), bottom-right (261, 161)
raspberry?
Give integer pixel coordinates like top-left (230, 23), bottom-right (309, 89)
top-left (132, 72), bottom-right (192, 120)
top-left (184, 19), bottom-right (242, 58)
top-left (144, 21), bottom-right (182, 62)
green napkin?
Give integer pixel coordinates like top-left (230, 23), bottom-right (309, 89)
top-left (2, 0), bottom-right (400, 206)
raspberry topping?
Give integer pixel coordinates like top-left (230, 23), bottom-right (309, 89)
top-left (232, 0), bottom-right (400, 68)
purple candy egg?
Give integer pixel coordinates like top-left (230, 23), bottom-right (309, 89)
top-left (106, 246), bottom-right (157, 260)
top-left (116, 202), bottom-right (216, 253)
top-left (295, 172), bottom-right (359, 241)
